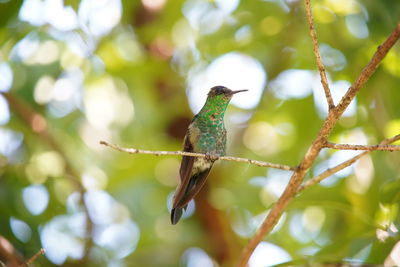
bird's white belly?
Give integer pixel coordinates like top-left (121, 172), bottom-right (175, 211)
top-left (193, 158), bottom-right (212, 172)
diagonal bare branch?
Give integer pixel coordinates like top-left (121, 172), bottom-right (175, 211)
top-left (334, 24), bottom-right (400, 117)
top-left (237, 22), bottom-right (400, 267)
top-left (305, 0), bottom-right (335, 110)
top-left (100, 141), bottom-right (297, 171)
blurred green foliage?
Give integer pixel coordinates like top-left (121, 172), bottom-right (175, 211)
top-left (0, 0), bottom-right (399, 266)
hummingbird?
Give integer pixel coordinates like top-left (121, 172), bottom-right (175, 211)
top-left (170, 86), bottom-right (248, 224)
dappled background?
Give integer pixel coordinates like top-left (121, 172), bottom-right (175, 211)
top-left (0, 0), bottom-right (399, 266)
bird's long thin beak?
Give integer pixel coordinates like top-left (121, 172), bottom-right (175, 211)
top-left (231, 89), bottom-right (248, 95)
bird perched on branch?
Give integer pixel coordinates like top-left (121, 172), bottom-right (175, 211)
top-left (171, 86), bottom-right (248, 224)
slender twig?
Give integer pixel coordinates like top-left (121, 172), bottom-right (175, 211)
top-left (324, 142), bottom-right (400, 151)
top-left (305, 0), bottom-right (335, 110)
top-left (334, 24), bottom-right (400, 116)
top-left (22, 248), bottom-right (45, 266)
top-left (99, 141), bottom-right (297, 171)
top-left (299, 153), bottom-right (365, 192)
top-left (298, 134), bottom-right (400, 192)
top-left (237, 23), bottom-right (400, 267)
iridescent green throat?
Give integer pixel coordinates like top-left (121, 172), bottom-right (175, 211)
top-left (196, 94), bottom-right (230, 124)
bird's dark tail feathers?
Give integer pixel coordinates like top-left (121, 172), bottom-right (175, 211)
top-left (171, 206), bottom-right (186, 225)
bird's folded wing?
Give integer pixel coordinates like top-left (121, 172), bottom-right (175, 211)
top-left (173, 134), bottom-right (195, 208)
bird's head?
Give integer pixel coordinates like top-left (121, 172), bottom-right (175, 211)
top-left (199, 86), bottom-right (248, 116)
top-left (207, 86), bottom-right (248, 100)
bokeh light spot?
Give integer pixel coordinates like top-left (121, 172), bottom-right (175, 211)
top-left (243, 122), bottom-right (280, 156)
top-left (19, 0), bottom-right (46, 26)
top-left (26, 159), bottom-right (47, 184)
top-left (263, 169), bottom-right (292, 198)
top-left (346, 14), bottom-right (369, 39)
top-left (60, 47), bottom-right (84, 69)
top-left (289, 212), bottom-right (313, 243)
top-left (325, 0), bottom-right (363, 15)
top-left (382, 50), bottom-right (400, 77)
top-left (329, 150), bottom-right (361, 177)
top-left (259, 16), bottom-right (282, 36)
top-left (0, 129), bottom-right (23, 159)
top-left (84, 77), bottom-right (134, 129)
top-left (182, 247), bottom-right (214, 267)
top-left (36, 151), bottom-right (65, 177)
top-left (235, 25), bottom-right (253, 45)
top-left (314, 5), bottom-right (336, 24)
top-left (10, 32), bottom-right (39, 62)
top-left (34, 76), bottom-right (55, 104)
top-left (0, 95), bottom-right (10, 125)
top-left (40, 213), bottom-right (86, 264)
top-left (384, 119), bottom-right (400, 144)
top-left (78, 0), bottom-right (122, 37)
top-left (82, 167), bottom-right (108, 190)
top-left (215, 0), bottom-right (239, 14)
top-left (53, 78), bottom-right (76, 101)
top-left (79, 121), bottom-right (112, 150)
top-left (320, 44), bottom-right (347, 71)
top-left (384, 240), bottom-right (400, 266)
top-left (10, 217), bottom-right (32, 243)
top-left (116, 32), bottom-right (145, 62)
top-left (270, 69), bottom-right (314, 100)
top-left (188, 52), bottom-right (266, 112)
top-left (302, 206), bottom-right (326, 233)
top-left (22, 184), bottom-right (49, 215)
top-left (249, 241), bottom-right (291, 267)
top-left (44, 0), bottom-right (78, 31)
top-left (84, 190), bottom-right (120, 225)
top-left (142, 0), bottom-right (167, 12)
top-left (348, 154), bottom-right (374, 194)
top-left (94, 220), bottom-right (140, 259)
top-left (183, 0), bottom-right (224, 35)
top-left (0, 63), bottom-right (13, 92)
top-left (230, 208), bottom-right (254, 238)
top-left (29, 40), bottom-right (60, 65)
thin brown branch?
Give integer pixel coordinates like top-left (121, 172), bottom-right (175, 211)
top-left (324, 142), bottom-right (400, 151)
top-left (299, 134), bottom-right (400, 192)
top-left (237, 23), bottom-right (400, 267)
top-left (22, 248), bottom-right (45, 266)
top-left (334, 23), bottom-right (400, 117)
top-left (99, 141), bottom-right (296, 171)
top-left (299, 153), bottom-right (364, 192)
top-left (304, 0), bottom-right (335, 110)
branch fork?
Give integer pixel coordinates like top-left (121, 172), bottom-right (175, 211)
top-left (236, 3), bottom-right (400, 266)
